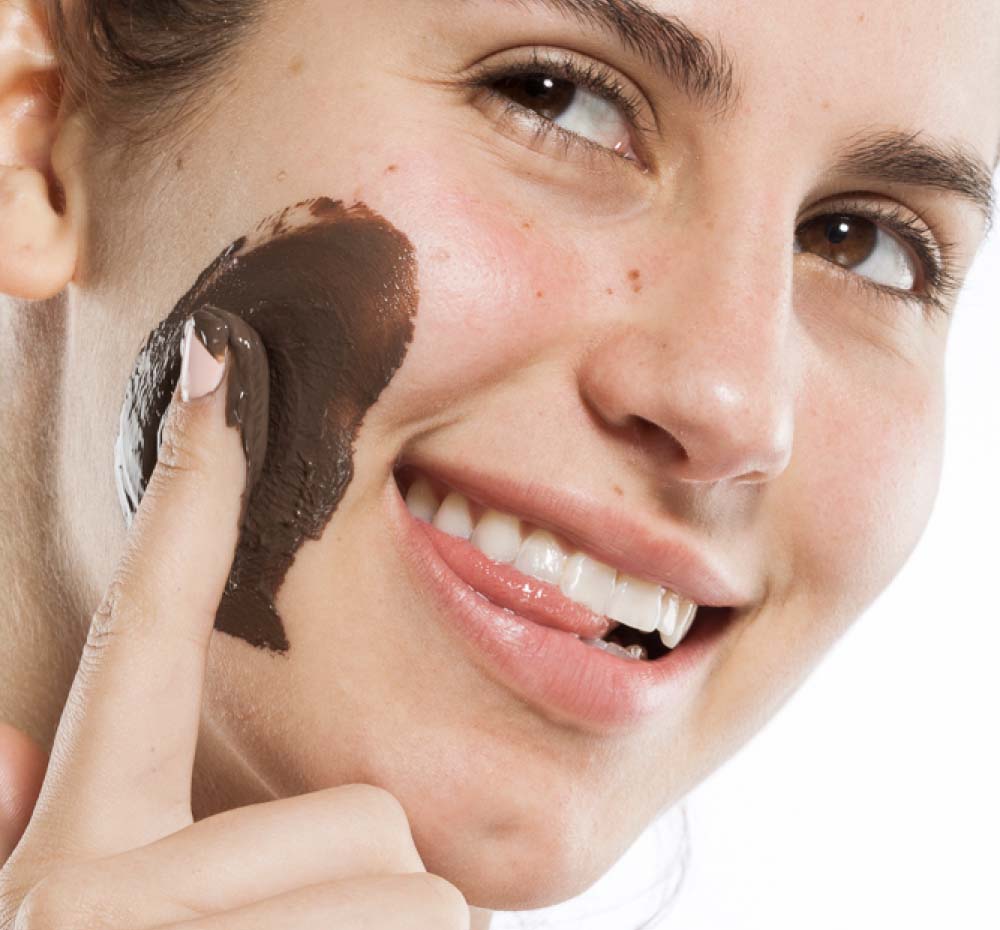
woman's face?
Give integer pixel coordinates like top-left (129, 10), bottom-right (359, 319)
top-left (57, 0), bottom-right (999, 910)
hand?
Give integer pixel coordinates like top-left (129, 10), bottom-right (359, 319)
top-left (0, 725), bottom-right (46, 867)
top-left (0, 322), bottom-right (470, 929)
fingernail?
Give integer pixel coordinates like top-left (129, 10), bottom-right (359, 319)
top-left (180, 315), bottom-right (227, 402)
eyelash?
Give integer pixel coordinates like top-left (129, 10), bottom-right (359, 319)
top-left (464, 50), bottom-right (963, 318)
top-left (464, 49), bottom-right (651, 166)
top-left (804, 200), bottom-right (962, 318)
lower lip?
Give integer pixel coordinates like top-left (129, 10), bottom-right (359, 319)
top-left (388, 479), bottom-right (732, 731)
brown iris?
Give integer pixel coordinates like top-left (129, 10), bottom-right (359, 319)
top-left (798, 214), bottom-right (878, 268)
top-left (494, 73), bottom-right (577, 121)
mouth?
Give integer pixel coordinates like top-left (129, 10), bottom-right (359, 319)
top-left (397, 466), bottom-right (720, 661)
top-left (388, 462), bottom-right (744, 730)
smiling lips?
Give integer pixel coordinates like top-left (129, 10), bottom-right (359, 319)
top-left (401, 471), bottom-right (701, 658)
top-left (392, 464), bottom-right (747, 729)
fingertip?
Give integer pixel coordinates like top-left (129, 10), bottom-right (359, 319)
top-left (180, 315), bottom-right (228, 404)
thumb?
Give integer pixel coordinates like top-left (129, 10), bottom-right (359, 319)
top-left (0, 724), bottom-right (47, 865)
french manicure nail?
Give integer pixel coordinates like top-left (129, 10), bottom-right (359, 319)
top-left (180, 315), bottom-right (227, 402)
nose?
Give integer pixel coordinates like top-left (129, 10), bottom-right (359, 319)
top-left (579, 229), bottom-right (797, 486)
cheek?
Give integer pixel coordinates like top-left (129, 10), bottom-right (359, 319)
top-left (349, 155), bottom-right (593, 417)
top-left (788, 359), bottom-right (946, 618)
top-left (695, 360), bottom-right (946, 764)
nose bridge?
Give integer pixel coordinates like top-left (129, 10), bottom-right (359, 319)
top-left (680, 219), bottom-right (794, 408)
top-left (674, 260), bottom-right (796, 480)
top-left (582, 207), bottom-right (798, 484)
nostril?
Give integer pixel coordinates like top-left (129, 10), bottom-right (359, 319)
top-left (393, 464), bottom-right (425, 502)
top-left (629, 414), bottom-right (689, 463)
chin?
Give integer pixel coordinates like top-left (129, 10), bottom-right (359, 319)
top-left (426, 833), bottom-right (621, 912)
top-left (404, 777), bottom-right (643, 911)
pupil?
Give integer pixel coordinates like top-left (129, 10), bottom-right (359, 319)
top-left (827, 217), bottom-right (852, 245)
top-left (525, 75), bottom-right (556, 99)
top-left (495, 73), bottom-right (577, 121)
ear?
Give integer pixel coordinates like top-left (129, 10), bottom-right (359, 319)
top-left (0, 0), bottom-right (82, 301)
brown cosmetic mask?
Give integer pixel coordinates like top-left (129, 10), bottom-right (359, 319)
top-left (115, 199), bottom-right (419, 652)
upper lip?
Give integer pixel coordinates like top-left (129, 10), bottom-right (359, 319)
top-left (396, 457), bottom-right (759, 610)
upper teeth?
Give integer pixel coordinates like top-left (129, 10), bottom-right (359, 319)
top-left (406, 477), bottom-right (698, 651)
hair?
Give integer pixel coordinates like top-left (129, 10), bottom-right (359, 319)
top-left (40, 2), bottom-right (689, 925)
top-left (44, 0), bottom-right (265, 151)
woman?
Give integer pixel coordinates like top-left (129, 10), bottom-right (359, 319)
top-left (0, 0), bottom-right (997, 927)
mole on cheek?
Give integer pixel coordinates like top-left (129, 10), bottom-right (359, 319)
top-left (114, 199), bottom-right (420, 653)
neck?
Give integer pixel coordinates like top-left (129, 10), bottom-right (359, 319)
top-left (0, 300), bottom-right (83, 749)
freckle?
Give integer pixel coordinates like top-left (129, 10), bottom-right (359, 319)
top-left (613, 484), bottom-right (624, 497)
top-left (857, 13), bottom-right (865, 23)
top-left (385, 164), bottom-right (399, 174)
top-left (276, 169), bottom-right (288, 182)
top-left (628, 269), bottom-right (642, 293)
top-left (536, 290), bottom-right (544, 299)
top-left (288, 55), bottom-right (305, 75)
top-left (522, 220), bottom-right (534, 230)
top-left (821, 99), bottom-right (831, 111)
top-left (606, 288), bottom-right (614, 296)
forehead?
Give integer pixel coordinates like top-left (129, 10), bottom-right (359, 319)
top-left (664, 0), bottom-right (1000, 164)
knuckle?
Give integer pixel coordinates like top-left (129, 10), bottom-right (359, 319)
top-left (340, 784), bottom-right (412, 835)
top-left (83, 590), bottom-right (126, 663)
top-left (12, 873), bottom-right (68, 930)
top-left (13, 866), bottom-right (117, 930)
top-left (287, 786), bottom-right (422, 875)
top-left (84, 575), bottom-right (154, 655)
top-left (155, 405), bottom-right (210, 480)
top-left (87, 580), bottom-right (126, 646)
top-left (355, 785), bottom-right (424, 872)
top-left (408, 873), bottom-right (470, 928)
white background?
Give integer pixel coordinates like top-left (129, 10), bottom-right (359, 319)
top-left (496, 214), bottom-right (1000, 929)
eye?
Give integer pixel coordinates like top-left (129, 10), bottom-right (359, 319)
top-left (796, 214), bottom-right (918, 291)
top-left (491, 72), bottom-right (639, 162)
top-left (464, 45), bottom-right (651, 168)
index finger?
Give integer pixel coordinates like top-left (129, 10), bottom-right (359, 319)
top-left (26, 310), bottom-right (267, 859)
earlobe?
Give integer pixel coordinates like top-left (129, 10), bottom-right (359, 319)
top-left (0, 0), bottom-right (81, 301)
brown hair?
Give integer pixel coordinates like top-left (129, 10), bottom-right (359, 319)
top-left (45, 0), bottom-right (264, 148)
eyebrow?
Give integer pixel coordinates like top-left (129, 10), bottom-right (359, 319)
top-left (497, 0), bottom-right (740, 115)
top-left (833, 130), bottom-right (996, 230)
top-left (488, 0), bottom-right (997, 226)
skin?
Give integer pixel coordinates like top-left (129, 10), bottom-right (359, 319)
top-left (1, 0), bottom-right (998, 921)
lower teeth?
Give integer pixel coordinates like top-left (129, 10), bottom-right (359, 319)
top-left (581, 638), bottom-right (648, 661)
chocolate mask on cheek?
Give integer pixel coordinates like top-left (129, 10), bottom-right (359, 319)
top-left (115, 199), bottom-right (419, 652)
